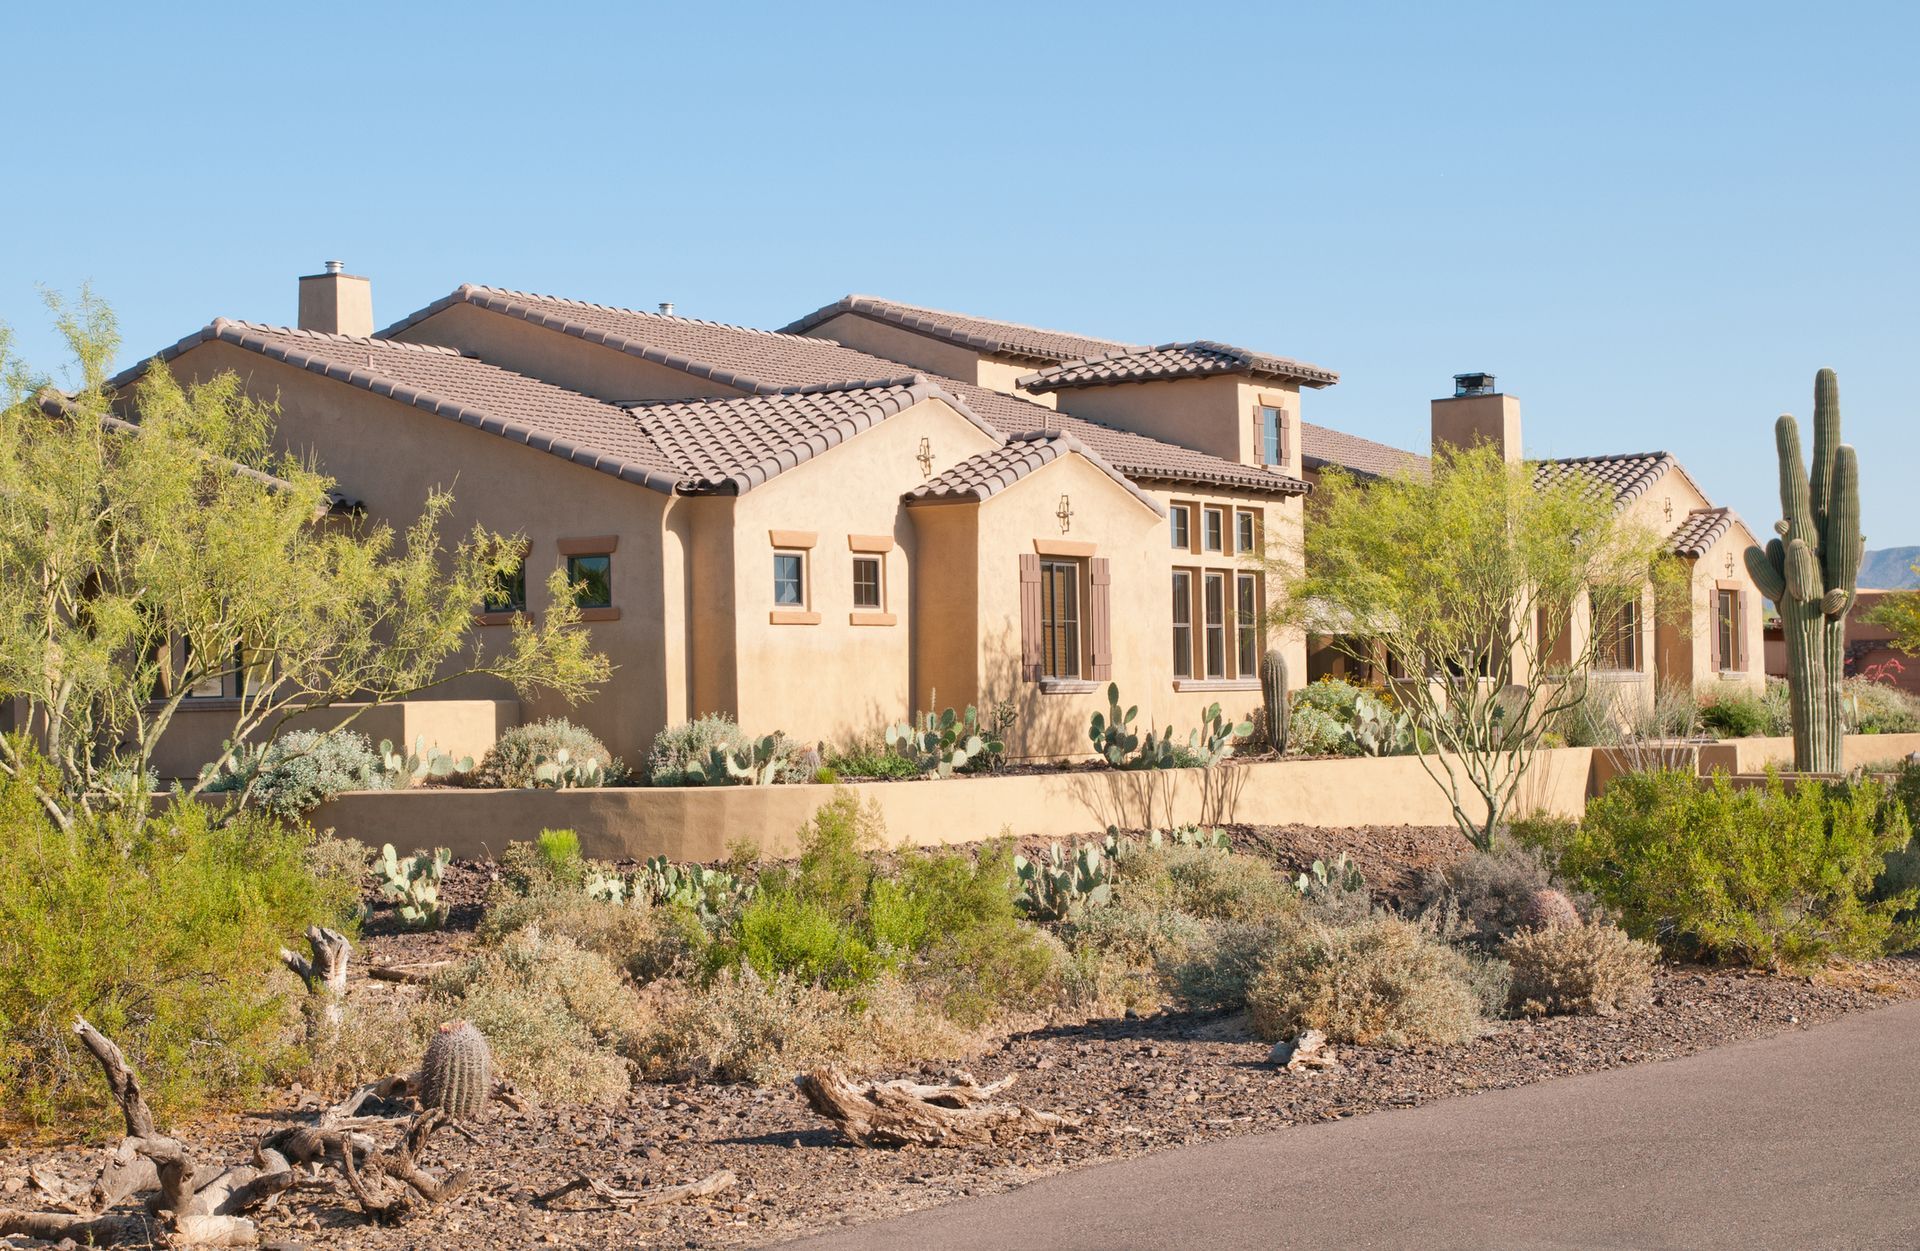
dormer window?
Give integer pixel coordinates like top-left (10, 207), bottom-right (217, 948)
top-left (1260, 405), bottom-right (1285, 466)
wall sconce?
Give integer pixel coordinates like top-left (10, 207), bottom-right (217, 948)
top-left (1057, 493), bottom-right (1074, 533)
top-left (1662, 496), bottom-right (1673, 523)
top-left (1723, 550), bottom-right (1736, 576)
top-left (916, 437), bottom-right (934, 479)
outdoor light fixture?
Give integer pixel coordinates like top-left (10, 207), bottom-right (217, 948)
top-left (1057, 494), bottom-right (1074, 533)
top-left (1663, 496), bottom-right (1673, 523)
top-left (916, 437), bottom-right (934, 479)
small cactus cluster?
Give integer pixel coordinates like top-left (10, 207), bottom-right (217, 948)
top-left (531, 748), bottom-right (607, 789)
top-left (678, 734), bottom-right (811, 786)
top-left (1346, 697), bottom-right (1414, 758)
top-left (885, 704), bottom-right (1004, 777)
top-left (1103, 824), bottom-right (1231, 858)
top-left (634, 855), bottom-right (754, 921)
top-left (379, 844), bottom-right (451, 929)
top-left (1088, 684), bottom-right (1253, 770)
top-left (420, 1020), bottom-right (493, 1122)
top-left (1293, 852), bottom-right (1365, 899)
top-left (1260, 650), bottom-right (1291, 754)
top-left (1520, 886), bottom-right (1580, 931)
top-left (378, 735), bottom-right (473, 788)
top-left (1013, 842), bottom-right (1113, 921)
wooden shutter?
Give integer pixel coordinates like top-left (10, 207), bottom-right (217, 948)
top-left (1735, 591), bottom-right (1748, 671)
top-left (1710, 591), bottom-right (1724, 672)
top-left (1088, 557), bottom-right (1113, 680)
top-left (1018, 554), bottom-right (1043, 681)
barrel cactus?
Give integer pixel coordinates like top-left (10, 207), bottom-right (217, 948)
top-left (1260, 650), bottom-right (1291, 754)
top-left (420, 1020), bottom-right (493, 1121)
top-left (1521, 886), bottom-right (1579, 931)
top-left (1743, 369), bottom-right (1864, 773)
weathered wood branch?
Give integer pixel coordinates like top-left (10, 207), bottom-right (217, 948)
top-left (337, 1109), bottom-right (468, 1225)
top-left (535, 1169), bottom-right (736, 1212)
top-left (281, 926), bottom-right (352, 1041)
top-left (367, 959), bottom-right (453, 985)
top-left (795, 1067), bottom-right (1079, 1148)
top-left (74, 1016), bottom-right (157, 1137)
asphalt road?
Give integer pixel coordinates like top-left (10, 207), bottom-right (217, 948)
top-left (784, 999), bottom-right (1920, 1250)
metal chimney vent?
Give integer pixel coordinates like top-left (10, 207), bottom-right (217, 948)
top-left (657, 302), bottom-right (675, 316)
top-left (323, 260), bottom-right (345, 275)
top-left (1453, 372), bottom-right (1497, 397)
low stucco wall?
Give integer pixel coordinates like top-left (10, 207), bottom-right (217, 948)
top-left (153, 699), bottom-right (520, 782)
top-left (1696, 733), bottom-right (1920, 777)
top-left (307, 747), bottom-right (1599, 861)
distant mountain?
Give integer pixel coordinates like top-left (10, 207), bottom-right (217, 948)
top-left (1861, 547), bottom-right (1920, 590)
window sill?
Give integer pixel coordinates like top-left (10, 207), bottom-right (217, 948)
top-left (577, 606), bottom-right (621, 623)
top-left (1717, 669), bottom-right (1749, 680)
top-left (850, 611), bottom-right (896, 627)
top-left (770, 610), bottom-right (821, 625)
top-left (1037, 678), bottom-right (1100, 695)
top-left (155, 697), bottom-right (243, 712)
top-left (1173, 678), bottom-right (1260, 692)
top-left (473, 610), bottom-right (533, 627)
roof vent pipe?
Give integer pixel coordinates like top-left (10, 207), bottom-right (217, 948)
top-left (658, 301), bottom-right (675, 316)
top-left (324, 259), bottom-right (345, 275)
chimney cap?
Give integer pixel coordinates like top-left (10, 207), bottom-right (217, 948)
top-left (657, 301), bottom-right (675, 316)
top-left (323, 259), bottom-right (345, 275)
top-left (1452, 371), bottom-right (1497, 397)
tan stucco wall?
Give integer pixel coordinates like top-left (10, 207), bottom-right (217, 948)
top-left (1697, 732), bottom-right (1920, 775)
top-left (796, 312), bottom-right (1059, 409)
top-left (1048, 376), bottom-right (1304, 476)
top-left (151, 700), bottom-right (518, 782)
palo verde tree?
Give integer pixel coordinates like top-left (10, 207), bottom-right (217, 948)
top-left (1267, 442), bottom-right (1680, 849)
top-left (0, 291), bottom-right (610, 826)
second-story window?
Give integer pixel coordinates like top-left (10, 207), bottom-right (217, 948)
top-left (1040, 559), bottom-right (1081, 679)
top-left (1261, 405), bottom-right (1285, 466)
top-left (1203, 507), bottom-right (1225, 553)
top-left (1203, 572), bottom-right (1227, 678)
top-left (484, 557), bottom-right (527, 614)
top-left (853, 556), bottom-right (883, 610)
top-left (1172, 570), bottom-right (1193, 679)
top-left (1235, 510), bottom-right (1258, 555)
top-left (566, 553), bottom-right (612, 609)
top-left (1169, 504), bottom-right (1191, 550)
top-left (774, 551), bottom-right (808, 608)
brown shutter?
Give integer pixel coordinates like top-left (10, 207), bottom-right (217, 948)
top-left (1088, 557), bottom-right (1113, 680)
top-left (1710, 591), bottom-right (1723, 672)
top-left (1736, 592), bottom-right (1748, 671)
top-left (1018, 554), bottom-right (1043, 681)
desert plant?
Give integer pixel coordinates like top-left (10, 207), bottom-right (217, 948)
top-left (200, 728), bottom-right (385, 818)
top-left (1191, 702), bottom-right (1256, 766)
top-left (1699, 689), bottom-right (1772, 739)
top-left (1110, 842), bottom-right (1292, 923)
top-left (1743, 370), bottom-right (1864, 773)
top-left (1261, 650), bottom-right (1291, 754)
top-left (378, 735), bottom-right (472, 787)
top-left (419, 1019), bottom-right (494, 1121)
top-left (379, 843), bottom-right (451, 929)
top-left (1501, 920), bottom-right (1657, 1017)
top-left (1414, 841), bottom-right (1579, 950)
top-left (647, 714), bottom-right (751, 785)
top-left (1014, 841), bottom-right (1114, 921)
top-left (1293, 852), bottom-right (1371, 923)
top-left (1246, 913), bottom-right (1484, 1046)
top-left (1843, 676), bottom-right (1920, 735)
top-left (633, 856), bottom-right (754, 922)
top-left (476, 718), bottom-right (622, 789)
top-left (885, 703), bottom-right (1004, 777)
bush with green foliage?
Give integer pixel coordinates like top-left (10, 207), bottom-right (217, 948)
top-left (1844, 677), bottom-right (1920, 735)
top-left (1540, 769), bottom-right (1918, 968)
top-left (824, 738), bottom-right (921, 781)
top-left (475, 718), bottom-right (624, 789)
top-left (1699, 689), bottom-right (1774, 739)
top-left (0, 766), bottom-right (361, 1129)
top-left (1245, 913), bottom-right (1484, 1046)
top-left (647, 714), bottom-right (748, 785)
top-left (202, 728), bottom-right (388, 817)
top-left (1282, 679), bottom-right (1413, 757)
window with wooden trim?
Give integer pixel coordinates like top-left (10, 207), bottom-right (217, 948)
top-left (1591, 588), bottom-right (1642, 672)
top-left (1202, 507), bottom-right (1225, 553)
top-left (1169, 504), bottom-right (1190, 550)
top-left (566, 553), bottom-right (612, 609)
top-left (1715, 588), bottom-right (1744, 672)
top-left (1040, 558), bottom-right (1081, 679)
top-left (1172, 570), bottom-right (1194, 679)
top-left (484, 556), bottom-right (527, 613)
top-left (853, 556), bottom-right (883, 610)
top-left (1235, 573), bottom-right (1260, 676)
top-left (1234, 510), bottom-right (1257, 555)
top-left (1203, 572), bottom-right (1227, 679)
top-left (1260, 405), bottom-right (1285, 466)
top-left (774, 551), bottom-right (807, 608)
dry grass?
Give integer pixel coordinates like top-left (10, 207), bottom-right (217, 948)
top-left (1501, 920), bottom-right (1657, 1017)
top-left (1247, 914), bottom-right (1484, 1046)
top-left (1112, 845), bottom-right (1296, 922)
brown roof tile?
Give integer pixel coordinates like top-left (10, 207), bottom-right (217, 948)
top-left (904, 433), bottom-right (1163, 516)
top-left (1019, 341), bottom-right (1339, 392)
top-left (1532, 451), bottom-right (1675, 508)
top-left (780, 295), bottom-right (1135, 365)
top-left (385, 287), bottom-right (1309, 498)
top-left (1301, 422), bottom-right (1430, 479)
top-left (1668, 506), bottom-right (1738, 557)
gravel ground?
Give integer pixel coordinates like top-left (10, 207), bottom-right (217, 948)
top-left (6, 833), bottom-right (1915, 1250)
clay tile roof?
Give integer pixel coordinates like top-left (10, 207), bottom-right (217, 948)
top-left (1301, 422), bottom-right (1430, 480)
top-left (1018, 341), bottom-right (1339, 392)
top-left (904, 432), bottom-right (1165, 515)
top-left (385, 287), bottom-right (1308, 498)
top-left (779, 295), bottom-right (1135, 365)
top-left (114, 319), bottom-right (686, 493)
top-left (628, 377), bottom-right (1000, 495)
top-left (1668, 506), bottom-right (1737, 557)
top-left (1532, 451), bottom-right (1675, 508)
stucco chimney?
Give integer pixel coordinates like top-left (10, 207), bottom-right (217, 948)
top-left (1431, 371), bottom-right (1522, 463)
top-left (297, 261), bottom-right (374, 337)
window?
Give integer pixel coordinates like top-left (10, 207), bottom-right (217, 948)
top-left (1236, 573), bottom-right (1260, 676)
top-left (1716, 589), bottom-right (1743, 671)
top-left (1260, 405), bottom-right (1284, 466)
top-left (1592, 589), bottom-right (1641, 672)
top-left (1203, 572), bottom-right (1227, 679)
top-left (180, 637), bottom-right (225, 699)
top-left (1040, 559), bottom-right (1081, 679)
top-left (773, 551), bottom-right (807, 608)
top-left (1235, 510), bottom-right (1257, 555)
top-left (853, 556), bottom-right (883, 610)
top-left (1171, 571), bottom-right (1193, 679)
top-left (567, 553), bottom-right (612, 609)
top-left (1169, 504), bottom-right (1190, 550)
top-left (484, 557), bottom-right (527, 614)
top-left (1202, 507), bottom-right (1225, 553)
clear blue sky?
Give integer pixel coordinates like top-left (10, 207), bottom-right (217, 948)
top-left (3, 1), bottom-right (1915, 546)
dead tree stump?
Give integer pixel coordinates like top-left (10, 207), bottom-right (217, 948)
top-left (795, 1068), bottom-right (1079, 1148)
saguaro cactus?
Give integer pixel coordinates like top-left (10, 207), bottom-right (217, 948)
top-left (1743, 369), bottom-right (1864, 773)
top-left (1260, 650), bottom-right (1291, 754)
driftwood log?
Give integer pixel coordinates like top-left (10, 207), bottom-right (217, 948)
top-left (336, 1109), bottom-right (470, 1225)
top-left (281, 926), bottom-right (351, 1041)
top-left (795, 1068), bottom-right (1079, 1148)
top-left (535, 1169), bottom-right (736, 1212)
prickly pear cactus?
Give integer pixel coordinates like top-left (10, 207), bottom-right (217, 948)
top-left (420, 1019), bottom-right (493, 1122)
top-left (1521, 886), bottom-right (1579, 931)
top-left (1260, 651), bottom-right (1290, 754)
top-left (1743, 369), bottom-right (1864, 773)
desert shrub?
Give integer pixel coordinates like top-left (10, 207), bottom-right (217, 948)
top-left (1292, 853), bottom-right (1375, 925)
top-left (1845, 677), bottom-right (1920, 735)
top-left (1415, 840), bottom-right (1586, 950)
top-left (1699, 689), bottom-right (1771, 739)
top-left (1112, 844), bottom-right (1294, 922)
top-left (1286, 705), bottom-right (1351, 756)
top-left (647, 713), bottom-right (749, 785)
top-left (1552, 769), bottom-right (1918, 968)
top-left (475, 718), bottom-right (624, 789)
top-left (1167, 919), bottom-right (1284, 1012)
top-left (1245, 914), bottom-right (1484, 1046)
top-left (203, 728), bottom-right (386, 817)
top-left (1875, 762), bottom-right (1920, 912)
top-left (1501, 920), bottom-right (1657, 1017)
top-left (825, 729), bottom-right (923, 781)
top-left (0, 772), bottom-right (363, 1129)
top-left (431, 926), bottom-right (644, 1103)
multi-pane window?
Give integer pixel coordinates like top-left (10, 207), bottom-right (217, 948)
top-left (1203, 572), bottom-right (1227, 679)
top-left (1236, 574), bottom-right (1260, 676)
top-left (567, 554), bottom-right (612, 609)
top-left (853, 556), bottom-right (883, 610)
top-left (1592, 589), bottom-right (1641, 672)
top-left (1169, 504), bottom-right (1191, 550)
top-left (1716, 589), bottom-right (1742, 671)
top-left (773, 551), bottom-right (807, 608)
top-left (1235, 510), bottom-right (1257, 555)
top-left (1171, 571), bottom-right (1193, 679)
top-left (484, 557), bottom-right (527, 613)
top-left (1202, 507), bottom-right (1225, 553)
top-left (1040, 559), bottom-right (1081, 679)
top-left (1260, 405), bottom-right (1284, 466)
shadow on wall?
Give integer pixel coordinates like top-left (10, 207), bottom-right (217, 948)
top-left (1064, 763), bottom-right (1252, 833)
